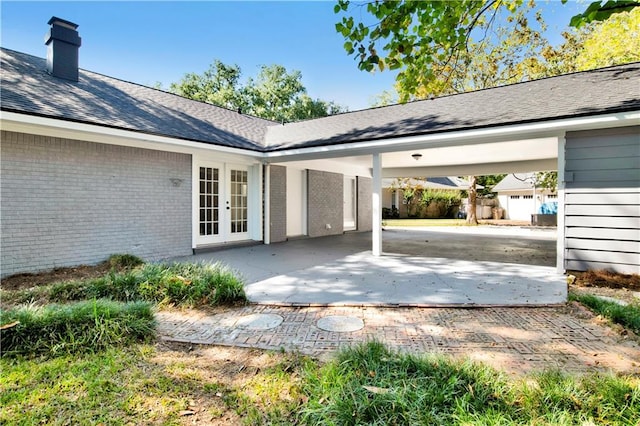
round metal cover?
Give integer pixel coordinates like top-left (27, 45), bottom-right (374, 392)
top-left (235, 313), bottom-right (283, 330)
top-left (316, 315), bottom-right (364, 332)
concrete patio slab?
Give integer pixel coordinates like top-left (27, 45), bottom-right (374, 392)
top-left (244, 252), bottom-right (566, 306)
top-left (174, 228), bottom-right (565, 307)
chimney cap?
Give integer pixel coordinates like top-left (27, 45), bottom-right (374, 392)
top-left (47, 16), bottom-right (79, 30)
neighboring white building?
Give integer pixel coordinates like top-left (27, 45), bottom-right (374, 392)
top-left (493, 173), bottom-right (557, 221)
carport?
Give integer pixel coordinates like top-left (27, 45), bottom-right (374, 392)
top-left (264, 64), bottom-right (639, 275)
top-left (184, 228), bottom-right (564, 306)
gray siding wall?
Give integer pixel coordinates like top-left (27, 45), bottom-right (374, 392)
top-left (564, 126), bottom-right (640, 274)
top-left (269, 165), bottom-right (287, 243)
top-left (357, 176), bottom-right (372, 231)
top-left (308, 170), bottom-right (343, 237)
top-left (1, 131), bottom-right (192, 277)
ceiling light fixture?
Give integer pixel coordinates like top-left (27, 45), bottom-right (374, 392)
top-left (411, 153), bottom-right (422, 160)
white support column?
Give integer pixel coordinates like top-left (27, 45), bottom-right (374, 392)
top-left (556, 133), bottom-right (566, 274)
top-left (372, 153), bottom-right (382, 256)
top-left (264, 163), bottom-right (271, 245)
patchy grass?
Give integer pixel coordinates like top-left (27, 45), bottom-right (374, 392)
top-left (1, 341), bottom-right (638, 425)
top-left (382, 218), bottom-right (468, 227)
top-left (0, 299), bottom-right (155, 358)
top-left (569, 292), bottom-right (640, 336)
top-left (0, 344), bottom-right (305, 426)
top-left (299, 341), bottom-right (640, 425)
top-left (1, 261), bottom-right (246, 308)
top-left (381, 218), bottom-right (526, 227)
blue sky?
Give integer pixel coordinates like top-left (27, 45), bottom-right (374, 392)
top-left (1, 1), bottom-right (584, 111)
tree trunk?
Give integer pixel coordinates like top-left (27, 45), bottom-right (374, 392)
top-left (466, 175), bottom-right (478, 225)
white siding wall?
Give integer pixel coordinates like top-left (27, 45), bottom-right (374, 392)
top-left (564, 126), bottom-right (640, 274)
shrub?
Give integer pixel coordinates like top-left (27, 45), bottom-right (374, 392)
top-left (0, 299), bottom-right (155, 358)
top-left (108, 253), bottom-right (145, 270)
top-left (420, 188), bottom-right (462, 218)
top-left (135, 262), bottom-right (246, 306)
top-left (2, 262), bottom-right (246, 308)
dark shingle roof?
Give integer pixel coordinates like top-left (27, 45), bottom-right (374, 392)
top-left (2, 47), bottom-right (638, 153)
top-left (264, 63), bottom-right (640, 150)
top-left (1, 48), bottom-right (275, 150)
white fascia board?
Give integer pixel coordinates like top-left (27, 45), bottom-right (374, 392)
top-left (263, 111), bottom-right (640, 162)
top-left (0, 111), bottom-right (264, 164)
top-left (273, 159), bottom-right (373, 178)
top-left (382, 158), bottom-right (559, 178)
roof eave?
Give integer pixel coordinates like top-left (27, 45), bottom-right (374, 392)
top-left (0, 110), bottom-right (267, 160)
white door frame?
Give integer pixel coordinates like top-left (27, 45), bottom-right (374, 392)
top-left (225, 164), bottom-right (250, 242)
top-left (192, 160), bottom-right (253, 246)
top-left (193, 161), bottom-right (225, 246)
top-left (344, 175), bottom-right (357, 231)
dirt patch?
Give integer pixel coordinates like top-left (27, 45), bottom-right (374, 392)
top-left (0, 261), bottom-right (131, 291)
top-left (152, 341), bottom-right (301, 425)
top-left (570, 269), bottom-right (640, 291)
top-left (568, 270), bottom-right (640, 306)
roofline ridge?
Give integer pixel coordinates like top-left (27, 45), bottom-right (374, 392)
top-left (0, 47), bottom-right (278, 126)
top-left (77, 68), bottom-right (280, 125)
top-left (274, 61), bottom-right (640, 126)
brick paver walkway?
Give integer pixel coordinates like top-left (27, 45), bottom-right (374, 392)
top-left (157, 305), bottom-right (640, 375)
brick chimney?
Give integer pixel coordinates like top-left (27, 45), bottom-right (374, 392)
top-left (45, 17), bottom-right (82, 81)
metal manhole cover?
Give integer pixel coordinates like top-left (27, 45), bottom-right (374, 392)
top-left (316, 315), bottom-right (364, 332)
top-left (235, 313), bottom-right (283, 330)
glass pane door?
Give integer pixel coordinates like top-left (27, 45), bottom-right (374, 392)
top-left (199, 166), bottom-right (220, 238)
top-left (229, 169), bottom-right (248, 234)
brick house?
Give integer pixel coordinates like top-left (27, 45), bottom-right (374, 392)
top-left (1, 17), bottom-right (638, 276)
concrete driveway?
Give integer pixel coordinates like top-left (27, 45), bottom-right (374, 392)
top-left (382, 225), bottom-right (557, 266)
top-left (177, 226), bottom-right (565, 306)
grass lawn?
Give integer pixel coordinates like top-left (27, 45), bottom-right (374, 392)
top-left (2, 342), bottom-right (638, 425)
top-left (2, 258), bottom-right (639, 425)
top-left (381, 218), bottom-right (522, 227)
top-left (382, 218), bottom-right (468, 227)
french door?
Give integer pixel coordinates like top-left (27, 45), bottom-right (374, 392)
top-left (195, 163), bottom-right (249, 245)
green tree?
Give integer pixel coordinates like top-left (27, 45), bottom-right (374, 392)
top-left (535, 171), bottom-right (558, 191)
top-left (477, 174), bottom-right (507, 197)
top-left (170, 60), bottom-right (248, 110)
top-left (574, 7), bottom-right (640, 68)
top-left (412, 2), bottom-right (551, 99)
top-left (171, 61), bottom-right (344, 122)
top-left (533, 7), bottom-right (639, 77)
top-left (568, 0), bottom-right (639, 27)
top-left (335, 0), bottom-right (639, 99)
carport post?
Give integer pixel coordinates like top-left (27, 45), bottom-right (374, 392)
top-left (372, 153), bottom-right (382, 256)
top-left (556, 134), bottom-right (566, 273)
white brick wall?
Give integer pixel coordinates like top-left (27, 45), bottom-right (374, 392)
top-left (357, 177), bottom-right (372, 231)
top-left (269, 165), bottom-right (287, 243)
top-left (1, 131), bottom-right (192, 277)
top-left (308, 170), bottom-right (343, 237)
